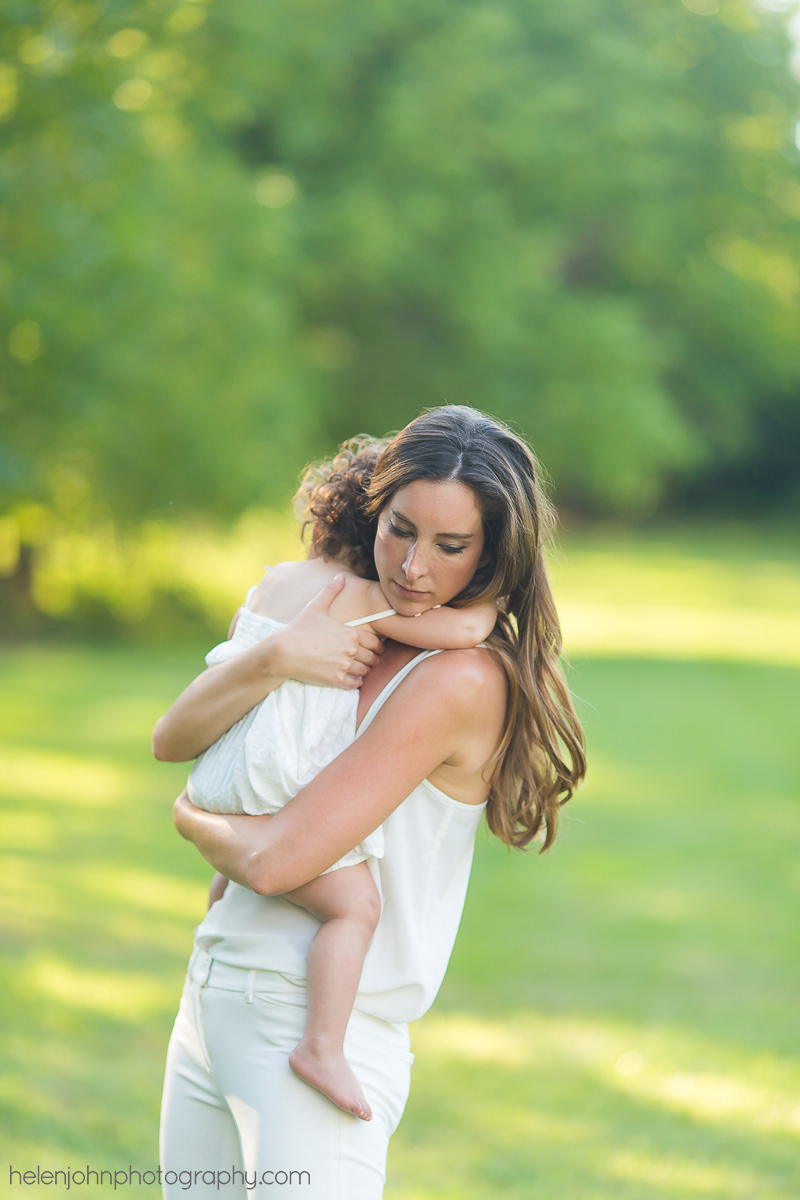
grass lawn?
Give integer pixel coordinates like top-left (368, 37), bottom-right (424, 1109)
top-left (1, 524), bottom-right (798, 1198)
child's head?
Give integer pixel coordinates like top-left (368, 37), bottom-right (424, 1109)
top-left (294, 436), bottom-right (390, 579)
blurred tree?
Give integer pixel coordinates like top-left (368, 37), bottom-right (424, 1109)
top-left (2, 0), bottom-right (799, 521)
top-left (1, 0), bottom-right (324, 522)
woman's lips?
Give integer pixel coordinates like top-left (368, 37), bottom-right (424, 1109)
top-left (393, 579), bottom-right (429, 600)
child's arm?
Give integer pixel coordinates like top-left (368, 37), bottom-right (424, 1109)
top-left (325, 576), bottom-right (497, 650)
top-left (371, 598), bottom-right (498, 650)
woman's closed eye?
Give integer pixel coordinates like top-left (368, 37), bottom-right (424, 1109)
top-left (389, 521), bottom-right (465, 555)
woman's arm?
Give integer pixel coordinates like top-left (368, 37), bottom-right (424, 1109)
top-left (370, 598), bottom-right (498, 650)
top-left (152, 576), bottom-right (384, 762)
top-left (208, 872), bottom-right (229, 909)
top-left (153, 650), bottom-right (286, 763)
top-left (173, 651), bottom-right (491, 894)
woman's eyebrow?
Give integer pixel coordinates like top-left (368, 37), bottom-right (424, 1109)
top-left (391, 508), bottom-right (476, 540)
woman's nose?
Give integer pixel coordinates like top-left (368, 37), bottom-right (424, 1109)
top-left (402, 543), bottom-right (427, 582)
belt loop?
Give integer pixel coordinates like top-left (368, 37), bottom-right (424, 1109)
top-left (245, 969), bottom-right (256, 1004)
top-left (189, 948), bottom-right (213, 986)
top-left (196, 950), bottom-right (213, 987)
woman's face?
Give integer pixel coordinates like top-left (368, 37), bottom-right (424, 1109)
top-left (373, 479), bottom-right (486, 616)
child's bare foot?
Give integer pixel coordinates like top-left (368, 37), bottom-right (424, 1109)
top-left (289, 1039), bottom-right (372, 1121)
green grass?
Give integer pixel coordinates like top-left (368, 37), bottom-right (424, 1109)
top-left (1, 527), bottom-right (799, 1198)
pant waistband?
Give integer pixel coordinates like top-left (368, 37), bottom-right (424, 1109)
top-left (188, 948), bottom-right (306, 995)
top-left (186, 950), bottom-right (412, 1046)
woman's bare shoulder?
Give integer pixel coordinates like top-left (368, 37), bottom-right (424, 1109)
top-left (364, 647), bottom-right (506, 796)
top-left (405, 645), bottom-right (507, 715)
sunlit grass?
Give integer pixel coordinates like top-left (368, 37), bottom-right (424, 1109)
top-left (552, 523), bottom-right (800, 666)
top-left (1, 524), bottom-right (798, 1198)
top-left (390, 1009), bottom-right (800, 1199)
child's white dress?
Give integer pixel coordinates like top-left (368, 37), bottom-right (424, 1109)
top-left (186, 591), bottom-right (395, 873)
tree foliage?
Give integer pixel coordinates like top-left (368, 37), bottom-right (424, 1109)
top-left (2, 0), bottom-right (799, 520)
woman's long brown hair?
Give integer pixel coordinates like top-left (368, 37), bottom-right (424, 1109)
top-left (365, 405), bottom-right (586, 851)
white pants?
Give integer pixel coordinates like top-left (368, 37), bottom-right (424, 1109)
top-left (159, 949), bottom-right (414, 1199)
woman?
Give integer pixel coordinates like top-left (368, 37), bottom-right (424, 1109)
top-left (154, 405), bottom-right (586, 1199)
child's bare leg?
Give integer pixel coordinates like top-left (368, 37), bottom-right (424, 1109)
top-left (283, 862), bottom-right (380, 1121)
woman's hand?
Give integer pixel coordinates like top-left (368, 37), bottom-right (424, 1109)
top-left (270, 575), bottom-right (385, 689)
top-left (173, 788), bottom-right (270, 889)
top-left (153, 576), bottom-right (384, 762)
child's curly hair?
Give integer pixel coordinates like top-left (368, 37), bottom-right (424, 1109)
top-left (293, 435), bottom-right (390, 579)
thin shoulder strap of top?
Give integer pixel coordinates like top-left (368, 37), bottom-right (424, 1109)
top-left (355, 649), bottom-right (443, 738)
top-left (345, 608), bottom-right (396, 627)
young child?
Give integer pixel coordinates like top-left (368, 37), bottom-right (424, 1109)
top-left (184, 438), bottom-right (497, 1122)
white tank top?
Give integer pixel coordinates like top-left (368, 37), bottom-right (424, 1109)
top-left (193, 649), bottom-right (488, 1023)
